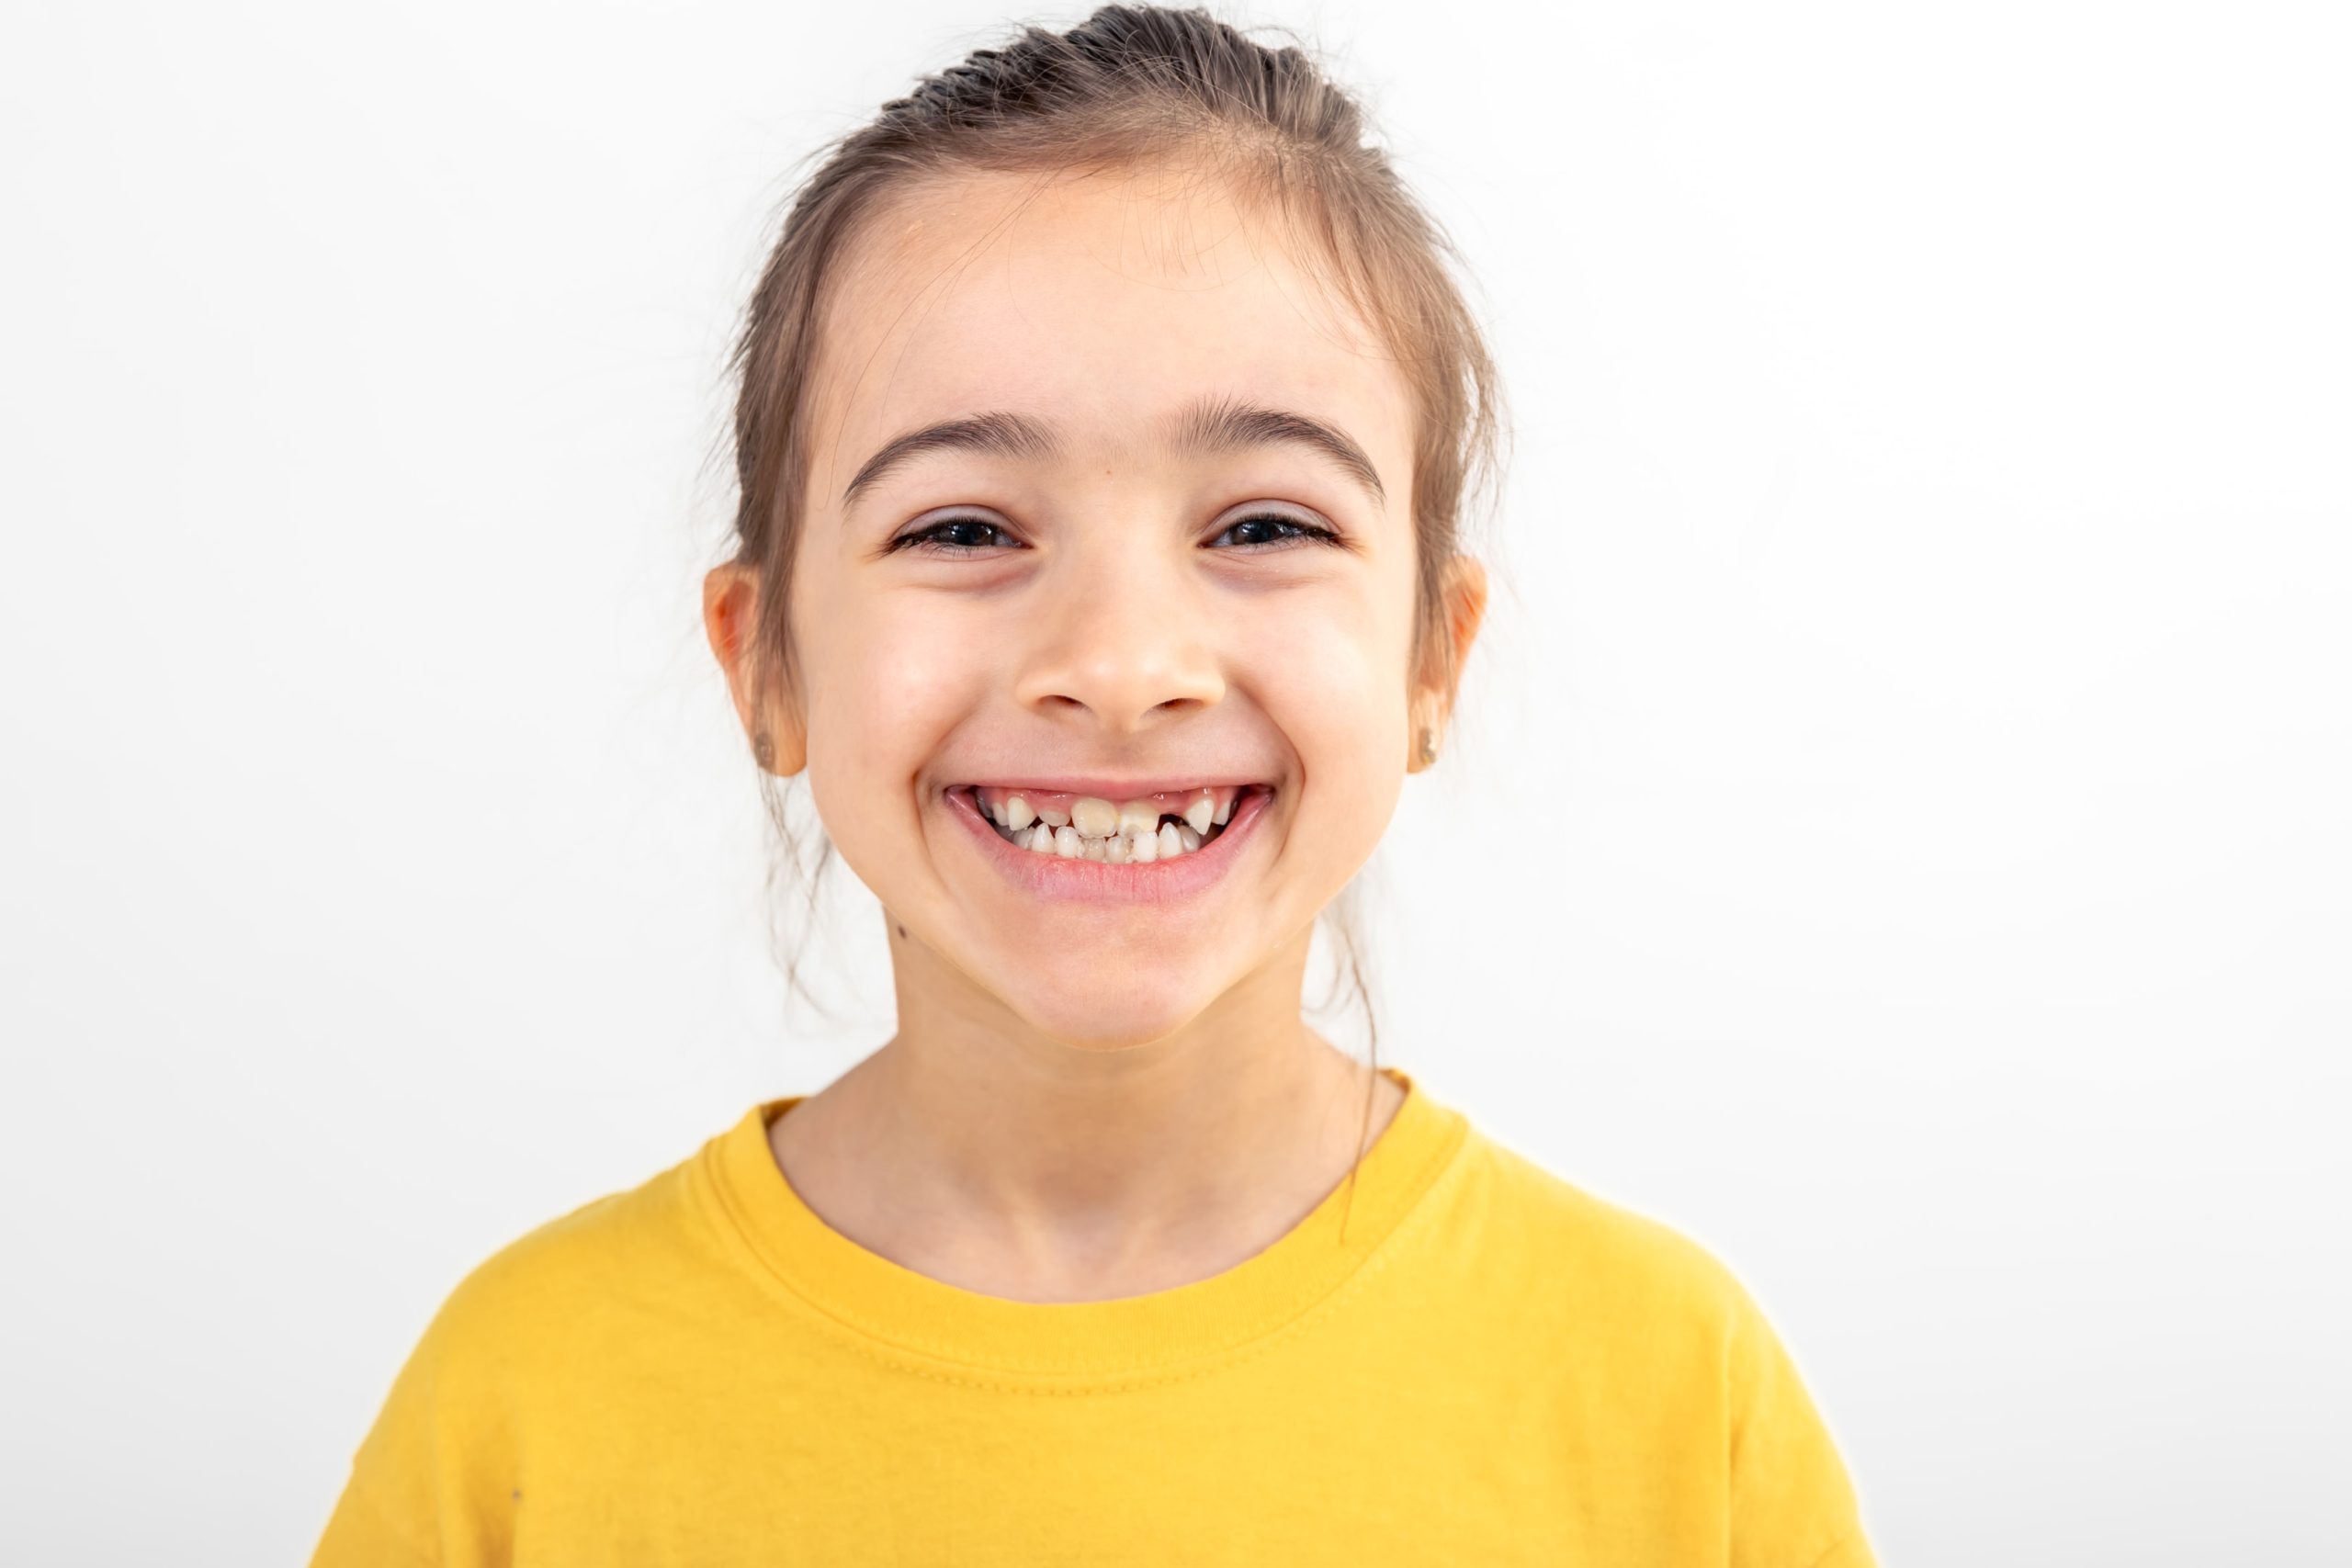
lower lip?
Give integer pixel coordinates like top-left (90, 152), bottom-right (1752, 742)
top-left (944, 785), bottom-right (1271, 905)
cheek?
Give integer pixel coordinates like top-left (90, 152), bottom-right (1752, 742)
top-left (1235, 583), bottom-right (1412, 838)
top-left (797, 589), bottom-right (981, 846)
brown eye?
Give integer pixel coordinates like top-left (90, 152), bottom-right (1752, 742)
top-left (1211, 513), bottom-right (1342, 550)
top-left (890, 516), bottom-right (1019, 553)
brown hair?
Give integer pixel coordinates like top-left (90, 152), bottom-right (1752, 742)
top-left (711, 4), bottom-right (1510, 1204)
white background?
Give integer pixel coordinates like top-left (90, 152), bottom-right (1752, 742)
top-left (5, 2), bottom-right (2346, 1562)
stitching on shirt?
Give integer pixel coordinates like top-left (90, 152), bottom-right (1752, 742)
top-left (700, 1111), bottom-right (1475, 1393)
top-left (705, 1111), bottom-right (1470, 1386)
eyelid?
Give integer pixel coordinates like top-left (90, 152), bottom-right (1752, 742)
top-left (1208, 506), bottom-right (1351, 552)
top-left (884, 512), bottom-right (1024, 555)
top-left (883, 503), bottom-right (1354, 557)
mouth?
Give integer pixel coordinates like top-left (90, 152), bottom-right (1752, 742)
top-left (943, 782), bottom-right (1273, 903)
top-left (961, 783), bottom-right (1258, 862)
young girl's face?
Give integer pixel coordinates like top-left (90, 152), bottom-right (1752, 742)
top-left (713, 164), bottom-right (1480, 1050)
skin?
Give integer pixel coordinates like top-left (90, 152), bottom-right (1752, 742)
top-left (702, 162), bottom-right (1487, 1303)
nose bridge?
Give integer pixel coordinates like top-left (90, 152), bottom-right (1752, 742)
top-left (1016, 533), bottom-right (1223, 730)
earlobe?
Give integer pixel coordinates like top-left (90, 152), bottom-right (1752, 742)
top-left (703, 562), bottom-right (808, 776)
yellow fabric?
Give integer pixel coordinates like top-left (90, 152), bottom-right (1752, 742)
top-left (311, 1068), bottom-right (1876, 1566)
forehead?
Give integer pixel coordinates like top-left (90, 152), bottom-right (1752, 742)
top-left (806, 165), bottom-right (1414, 496)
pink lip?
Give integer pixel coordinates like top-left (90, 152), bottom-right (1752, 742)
top-left (953, 778), bottom-right (1260, 798)
top-left (944, 784), bottom-right (1272, 906)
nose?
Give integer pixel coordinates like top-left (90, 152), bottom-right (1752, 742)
top-left (1012, 540), bottom-right (1226, 734)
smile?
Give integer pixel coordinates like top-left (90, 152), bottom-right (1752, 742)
top-left (969, 784), bottom-right (1248, 861)
top-left (944, 783), bottom-right (1272, 903)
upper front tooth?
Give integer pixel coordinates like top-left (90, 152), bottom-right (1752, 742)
top-left (1183, 795), bottom-right (1215, 836)
top-left (1117, 798), bottom-right (1159, 837)
top-left (1035, 807), bottom-right (1069, 828)
top-left (1004, 794), bottom-right (1035, 830)
top-left (1069, 796), bottom-right (1119, 839)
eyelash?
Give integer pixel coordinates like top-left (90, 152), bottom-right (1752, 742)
top-left (886, 513), bottom-right (1344, 556)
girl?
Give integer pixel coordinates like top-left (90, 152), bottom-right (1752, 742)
top-left (313, 6), bottom-right (1876, 1563)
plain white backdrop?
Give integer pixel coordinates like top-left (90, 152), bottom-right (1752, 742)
top-left (5, 1), bottom-right (2346, 1562)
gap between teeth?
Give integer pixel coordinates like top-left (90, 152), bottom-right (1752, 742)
top-left (983, 792), bottom-right (1233, 862)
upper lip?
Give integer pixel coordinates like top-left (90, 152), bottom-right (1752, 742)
top-left (951, 779), bottom-right (1268, 798)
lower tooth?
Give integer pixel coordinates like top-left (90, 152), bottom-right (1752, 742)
top-left (1012, 816), bottom-right (1213, 860)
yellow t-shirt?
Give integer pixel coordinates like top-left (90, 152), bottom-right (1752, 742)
top-left (311, 1067), bottom-right (1877, 1566)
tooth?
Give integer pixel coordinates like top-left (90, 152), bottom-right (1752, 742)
top-left (1129, 827), bottom-right (1158, 863)
top-left (1157, 822), bottom-right (1182, 859)
top-left (1053, 826), bottom-right (1083, 858)
top-left (1069, 796), bottom-right (1119, 839)
top-left (1103, 833), bottom-right (1132, 863)
top-left (1026, 824), bottom-right (1055, 853)
top-left (1183, 795), bottom-right (1215, 836)
top-left (1213, 793), bottom-right (1234, 826)
top-left (1082, 835), bottom-right (1110, 862)
top-left (1116, 798), bottom-right (1159, 837)
top-left (1004, 794), bottom-right (1035, 830)
top-left (1176, 822), bottom-right (1201, 852)
top-left (1035, 807), bottom-right (1069, 829)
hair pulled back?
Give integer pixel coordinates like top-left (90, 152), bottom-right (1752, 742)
top-left (717, 4), bottom-right (1509, 1114)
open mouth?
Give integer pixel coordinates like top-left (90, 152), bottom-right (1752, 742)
top-left (954, 784), bottom-right (1266, 863)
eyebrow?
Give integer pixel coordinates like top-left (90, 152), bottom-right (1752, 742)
top-left (837, 393), bottom-right (1387, 513)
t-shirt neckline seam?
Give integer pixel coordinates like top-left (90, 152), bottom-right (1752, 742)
top-left (696, 1071), bottom-right (1472, 1386)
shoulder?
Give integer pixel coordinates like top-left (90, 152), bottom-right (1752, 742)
top-left (1450, 1122), bottom-right (1762, 1333)
top-left (340, 1138), bottom-right (725, 1470)
top-left (442, 1140), bottom-right (716, 1332)
top-left (321, 1143), bottom-right (726, 1559)
top-left (1434, 1121), bottom-right (1842, 1417)
top-left (383, 1134), bottom-right (731, 1408)
top-left (1442, 1122), bottom-right (1874, 1560)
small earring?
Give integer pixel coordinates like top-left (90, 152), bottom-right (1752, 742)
top-left (753, 731), bottom-right (774, 769)
top-left (1418, 726), bottom-right (1438, 765)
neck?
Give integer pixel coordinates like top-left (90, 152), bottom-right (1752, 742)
top-left (772, 921), bottom-right (1396, 1302)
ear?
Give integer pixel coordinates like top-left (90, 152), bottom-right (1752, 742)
top-left (702, 560), bottom-right (808, 775)
top-left (1407, 553), bottom-right (1487, 773)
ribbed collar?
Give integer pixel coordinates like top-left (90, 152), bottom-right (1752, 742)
top-left (699, 1066), bottom-right (1469, 1382)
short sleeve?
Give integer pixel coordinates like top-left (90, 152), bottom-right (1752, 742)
top-left (1723, 1279), bottom-right (1878, 1568)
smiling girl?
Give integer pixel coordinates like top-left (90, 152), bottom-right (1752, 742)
top-left (313, 6), bottom-right (1875, 1564)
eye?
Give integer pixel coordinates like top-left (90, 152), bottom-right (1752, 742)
top-left (1210, 512), bottom-right (1345, 551)
top-left (887, 515), bottom-right (1021, 555)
